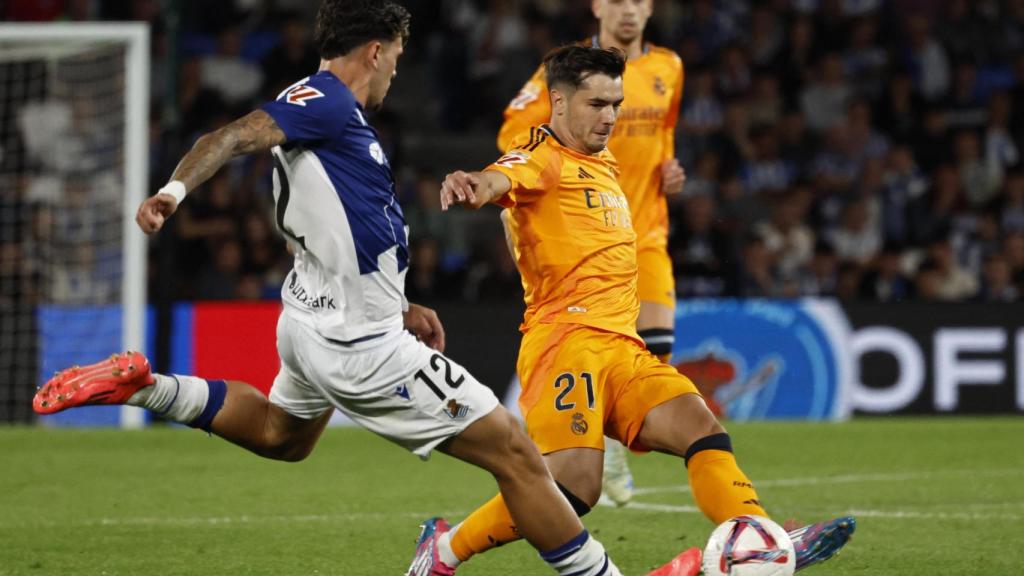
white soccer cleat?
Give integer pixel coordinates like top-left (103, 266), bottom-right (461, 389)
top-left (601, 439), bottom-right (634, 506)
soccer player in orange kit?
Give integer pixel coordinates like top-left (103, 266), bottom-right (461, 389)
top-left (499, 0), bottom-right (684, 506)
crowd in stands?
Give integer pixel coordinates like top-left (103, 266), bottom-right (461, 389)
top-left (4, 0), bottom-right (1024, 304)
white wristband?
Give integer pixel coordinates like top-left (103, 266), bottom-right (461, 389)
top-left (157, 180), bottom-right (187, 204)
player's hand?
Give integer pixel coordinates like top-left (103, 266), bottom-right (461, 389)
top-left (660, 158), bottom-right (686, 196)
top-left (440, 170), bottom-right (481, 211)
top-left (404, 303), bottom-right (446, 352)
top-left (136, 193), bottom-right (178, 235)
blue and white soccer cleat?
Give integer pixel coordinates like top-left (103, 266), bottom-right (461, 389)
top-left (407, 517), bottom-right (457, 576)
top-left (788, 516), bottom-right (856, 571)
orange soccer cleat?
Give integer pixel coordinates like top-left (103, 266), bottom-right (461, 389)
top-left (33, 351), bottom-right (154, 415)
top-left (647, 547), bottom-right (702, 576)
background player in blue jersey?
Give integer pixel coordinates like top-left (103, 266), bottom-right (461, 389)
top-left (32, 1), bottom-right (701, 574)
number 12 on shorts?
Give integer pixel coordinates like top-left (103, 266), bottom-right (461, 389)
top-left (554, 372), bottom-right (595, 411)
top-left (414, 353), bottom-right (465, 401)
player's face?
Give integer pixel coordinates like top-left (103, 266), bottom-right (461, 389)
top-left (593, 0), bottom-right (652, 45)
top-left (565, 73), bottom-right (624, 154)
top-left (367, 38), bottom-right (404, 110)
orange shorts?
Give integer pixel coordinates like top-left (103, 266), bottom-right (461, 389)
top-left (517, 322), bottom-right (699, 454)
top-left (636, 243), bottom-right (675, 308)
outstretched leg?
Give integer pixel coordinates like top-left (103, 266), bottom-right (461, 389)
top-left (34, 351), bottom-right (331, 462)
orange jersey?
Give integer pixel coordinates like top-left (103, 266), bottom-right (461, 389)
top-left (486, 125), bottom-right (640, 340)
top-left (498, 42), bottom-right (684, 249)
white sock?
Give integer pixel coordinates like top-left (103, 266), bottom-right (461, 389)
top-left (437, 525), bottom-right (462, 567)
top-left (541, 531), bottom-right (621, 576)
top-left (128, 373), bottom-right (210, 424)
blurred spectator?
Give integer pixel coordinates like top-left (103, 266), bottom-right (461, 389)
top-left (755, 189), bottom-right (815, 280)
top-left (737, 234), bottom-right (777, 297)
top-left (201, 26), bottom-right (263, 106)
top-left (670, 191), bottom-right (735, 297)
top-left (1004, 233), bottom-right (1024, 289)
top-left (907, 165), bottom-right (964, 246)
top-left (983, 92), bottom-right (1019, 189)
top-left (880, 143), bottom-right (928, 244)
top-left (858, 242), bottom-right (912, 301)
top-left (798, 240), bottom-right (839, 296)
top-left (843, 16), bottom-right (888, 100)
top-left (1002, 170), bottom-right (1024, 234)
top-left (747, 6), bottom-right (784, 68)
top-left (875, 71), bottom-right (922, 143)
top-left (943, 61), bottom-right (987, 131)
top-left (954, 130), bottom-right (1000, 208)
top-left (463, 235), bottom-right (523, 302)
top-left (740, 125), bottom-right (795, 194)
top-left (828, 197), bottom-right (881, 264)
top-left (977, 253), bottom-right (1019, 301)
top-left (196, 239), bottom-right (244, 300)
top-left (261, 12), bottom-right (320, 99)
top-left (926, 235), bottom-right (979, 300)
top-left (901, 14), bottom-right (951, 101)
top-left (717, 44), bottom-right (752, 99)
top-left (801, 52), bottom-right (852, 132)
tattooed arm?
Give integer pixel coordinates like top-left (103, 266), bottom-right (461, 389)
top-left (136, 109), bottom-right (286, 235)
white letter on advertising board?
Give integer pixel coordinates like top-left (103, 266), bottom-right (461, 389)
top-left (850, 327), bottom-right (924, 412)
top-left (934, 328), bottom-right (1006, 411)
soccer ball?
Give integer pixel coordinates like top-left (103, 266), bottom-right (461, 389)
top-left (702, 515), bottom-right (796, 576)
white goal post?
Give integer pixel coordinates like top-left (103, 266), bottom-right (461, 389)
top-left (0, 23), bottom-right (149, 427)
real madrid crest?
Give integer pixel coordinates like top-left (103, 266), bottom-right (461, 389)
top-left (570, 412), bottom-right (589, 435)
top-left (653, 76), bottom-right (667, 96)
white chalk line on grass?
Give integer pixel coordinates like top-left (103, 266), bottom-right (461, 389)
top-left (607, 468), bottom-right (1024, 521)
top-left (631, 468), bottom-right (1024, 497)
top-left (4, 509), bottom-right (470, 529)
top-left (613, 502), bottom-right (1024, 522)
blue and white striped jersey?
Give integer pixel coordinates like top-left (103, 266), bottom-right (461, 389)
top-left (262, 71), bottom-right (409, 342)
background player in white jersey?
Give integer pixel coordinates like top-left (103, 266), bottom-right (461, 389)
top-left (32, 2), bottom-right (692, 574)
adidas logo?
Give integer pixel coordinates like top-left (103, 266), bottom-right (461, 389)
top-left (578, 167), bottom-right (595, 179)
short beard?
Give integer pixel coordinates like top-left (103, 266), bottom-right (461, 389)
top-left (613, 28), bottom-right (640, 45)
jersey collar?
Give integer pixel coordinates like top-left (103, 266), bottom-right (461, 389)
top-left (590, 35), bottom-right (650, 55)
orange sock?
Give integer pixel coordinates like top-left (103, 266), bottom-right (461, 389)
top-left (450, 493), bottom-right (520, 562)
top-left (687, 448), bottom-right (767, 524)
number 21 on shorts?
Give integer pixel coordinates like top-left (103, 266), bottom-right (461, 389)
top-left (554, 372), bottom-right (595, 411)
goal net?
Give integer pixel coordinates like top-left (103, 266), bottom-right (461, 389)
top-left (0, 24), bottom-right (148, 426)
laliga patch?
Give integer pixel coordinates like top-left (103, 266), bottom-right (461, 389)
top-left (284, 84), bottom-right (325, 106)
top-left (496, 150), bottom-right (530, 168)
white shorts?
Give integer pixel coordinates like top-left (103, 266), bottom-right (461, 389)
top-left (269, 310), bottom-right (499, 459)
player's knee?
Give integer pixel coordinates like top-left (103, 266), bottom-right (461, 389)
top-left (491, 415), bottom-right (546, 480)
top-left (257, 429), bottom-right (312, 462)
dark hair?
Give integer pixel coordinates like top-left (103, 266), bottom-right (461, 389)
top-left (543, 44), bottom-right (626, 91)
top-left (315, 0), bottom-right (411, 59)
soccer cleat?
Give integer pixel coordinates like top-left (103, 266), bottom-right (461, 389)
top-left (407, 517), bottom-right (457, 576)
top-left (646, 547), bottom-right (701, 576)
top-left (788, 516), bottom-right (856, 571)
top-left (601, 440), bottom-right (635, 506)
top-left (33, 351), bottom-right (154, 415)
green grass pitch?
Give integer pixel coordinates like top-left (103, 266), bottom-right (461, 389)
top-left (1, 418), bottom-right (1021, 575)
